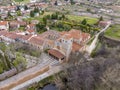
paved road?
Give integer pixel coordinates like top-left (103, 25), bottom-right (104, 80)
top-left (87, 22), bottom-right (111, 54)
top-left (11, 65), bottom-right (61, 90)
top-left (0, 53), bottom-right (59, 90)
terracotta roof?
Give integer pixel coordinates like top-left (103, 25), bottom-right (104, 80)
top-left (20, 34), bottom-right (32, 41)
top-left (60, 29), bottom-right (90, 41)
top-left (9, 21), bottom-right (20, 27)
top-left (40, 30), bottom-right (61, 39)
top-left (81, 33), bottom-right (90, 41)
top-left (4, 32), bottom-right (19, 39)
top-left (29, 36), bottom-right (44, 46)
top-left (17, 21), bottom-right (27, 26)
top-left (0, 31), bottom-right (8, 36)
top-left (60, 31), bottom-right (67, 36)
top-left (45, 39), bottom-right (54, 46)
top-left (27, 29), bottom-right (35, 33)
top-left (72, 42), bottom-right (82, 52)
top-left (28, 24), bottom-right (35, 27)
top-left (99, 21), bottom-right (110, 27)
top-left (68, 29), bottom-right (82, 39)
top-left (48, 49), bottom-right (65, 59)
top-left (0, 21), bottom-right (8, 25)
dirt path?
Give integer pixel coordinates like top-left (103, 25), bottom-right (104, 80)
top-left (0, 66), bottom-right (49, 90)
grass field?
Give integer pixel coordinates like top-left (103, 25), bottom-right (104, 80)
top-left (66, 15), bottom-right (98, 24)
top-left (26, 11), bottom-right (98, 24)
top-left (13, 0), bottom-right (30, 4)
top-left (25, 12), bottom-right (53, 22)
top-left (105, 24), bottom-right (120, 40)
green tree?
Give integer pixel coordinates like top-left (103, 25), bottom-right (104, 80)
top-left (41, 10), bottom-right (44, 15)
top-left (17, 11), bottom-right (22, 16)
top-left (99, 16), bottom-right (103, 21)
top-left (30, 11), bottom-right (34, 17)
top-left (8, 12), bottom-right (12, 17)
top-left (86, 8), bottom-right (91, 12)
top-left (43, 17), bottom-right (47, 25)
top-left (61, 14), bottom-right (66, 20)
top-left (36, 22), bottom-right (47, 33)
top-left (34, 7), bottom-right (39, 13)
top-left (70, 0), bottom-right (75, 5)
top-left (81, 19), bottom-right (87, 25)
top-left (24, 5), bottom-right (28, 10)
top-left (45, 15), bottom-right (51, 19)
top-left (51, 13), bottom-right (58, 19)
top-left (13, 52), bottom-right (26, 69)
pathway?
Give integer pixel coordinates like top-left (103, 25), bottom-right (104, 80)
top-left (87, 22), bottom-right (111, 54)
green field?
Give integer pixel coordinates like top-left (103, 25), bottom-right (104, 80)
top-left (26, 12), bottom-right (98, 24)
top-left (66, 15), bottom-right (98, 24)
top-left (13, 0), bottom-right (30, 4)
top-left (25, 12), bottom-right (53, 22)
top-left (105, 24), bottom-right (120, 40)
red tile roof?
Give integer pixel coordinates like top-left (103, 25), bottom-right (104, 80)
top-left (20, 34), bottom-right (32, 41)
top-left (27, 29), bottom-right (35, 33)
top-left (0, 31), bottom-right (8, 36)
top-left (0, 21), bottom-right (8, 26)
top-left (60, 29), bottom-right (90, 41)
top-left (29, 36), bottom-right (44, 46)
top-left (40, 30), bottom-right (61, 39)
top-left (48, 49), bottom-right (65, 59)
top-left (4, 32), bottom-right (21, 39)
top-left (72, 42), bottom-right (82, 52)
top-left (99, 21), bottom-right (110, 27)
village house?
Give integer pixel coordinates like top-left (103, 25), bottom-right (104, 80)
top-left (39, 30), bottom-right (61, 49)
top-left (18, 21), bottom-right (27, 27)
top-left (0, 27), bottom-right (90, 63)
top-left (3, 32), bottom-right (21, 43)
top-left (48, 49), bottom-right (66, 62)
top-left (26, 24), bottom-right (36, 30)
top-left (0, 13), bottom-right (8, 20)
top-left (30, 0), bottom-right (37, 3)
top-left (31, 20), bottom-right (39, 24)
top-left (7, 6), bottom-right (17, 12)
top-left (28, 35), bottom-right (45, 50)
top-left (19, 34), bottom-right (33, 43)
top-left (99, 21), bottom-right (111, 27)
top-left (0, 30), bottom-right (8, 38)
top-left (0, 21), bottom-right (9, 31)
top-left (40, 30), bottom-right (61, 40)
top-left (26, 29), bottom-right (35, 35)
top-left (50, 29), bottom-right (90, 61)
top-left (9, 21), bottom-right (20, 30)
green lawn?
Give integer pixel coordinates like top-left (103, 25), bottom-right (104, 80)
top-left (66, 15), bottom-right (98, 24)
top-left (26, 12), bottom-right (98, 25)
top-left (25, 12), bottom-right (53, 22)
top-left (105, 24), bottom-right (120, 40)
top-left (13, 0), bottom-right (30, 4)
